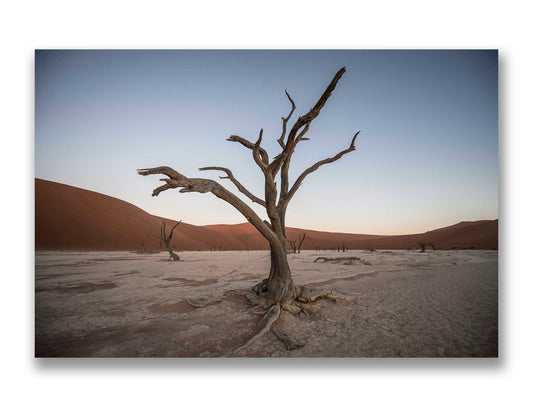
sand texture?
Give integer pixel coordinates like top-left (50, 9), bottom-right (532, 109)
top-left (35, 249), bottom-right (497, 357)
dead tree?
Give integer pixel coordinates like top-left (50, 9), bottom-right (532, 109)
top-left (419, 242), bottom-right (427, 253)
top-left (296, 233), bottom-right (308, 254)
top-left (429, 242), bottom-right (437, 250)
top-left (288, 239), bottom-right (297, 254)
top-left (138, 67), bottom-right (360, 350)
top-left (161, 220), bottom-right (182, 261)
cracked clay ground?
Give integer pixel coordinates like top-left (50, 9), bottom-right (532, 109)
top-left (35, 250), bottom-right (497, 357)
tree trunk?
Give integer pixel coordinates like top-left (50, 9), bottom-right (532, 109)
top-left (164, 243), bottom-right (180, 261)
top-left (278, 206), bottom-right (288, 251)
top-left (264, 241), bottom-right (296, 304)
top-left (168, 248), bottom-right (180, 261)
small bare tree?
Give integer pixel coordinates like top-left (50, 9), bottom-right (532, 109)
top-left (418, 242), bottom-right (427, 253)
top-left (288, 239), bottom-right (297, 254)
top-left (296, 233), bottom-right (308, 254)
top-left (160, 220), bottom-right (182, 261)
top-left (139, 67), bottom-right (360, 349)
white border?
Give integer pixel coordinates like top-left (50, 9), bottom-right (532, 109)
top-left (3, 1), bottom-right (531, 406)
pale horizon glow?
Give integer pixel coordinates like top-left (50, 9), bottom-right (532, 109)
top-left (35, 50), bottom-right (498, 235)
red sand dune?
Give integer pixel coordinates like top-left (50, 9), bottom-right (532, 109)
top-left (35, 179), bottom-right (241, 251)
top-left (35, 179), bottom-right (498, 251)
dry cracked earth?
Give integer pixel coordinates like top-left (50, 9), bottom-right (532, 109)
top-left (35, 250), bottom-right (497, 357)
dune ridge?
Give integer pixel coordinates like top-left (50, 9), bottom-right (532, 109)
top-left (35, 178), bottom-right (498, 251)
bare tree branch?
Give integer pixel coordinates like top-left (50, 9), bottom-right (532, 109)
top-left (279, 123), bottom-right (311, 200)
top-left (287, 67), bottom-right (347, 143)
top-left (167, 219), bottom-right (182, 241)
top-left (277, 90), bottom-right (296, 149)
top-left (199, 166), bottom-right (266, 207)
top-left (227, 134), bottom-right (269, 165)
top-left (137, 167), bottom-right (278, 244)
top-left (281, 131), bottom-right (360, 206)
top-left (253, 129), bottom-right (268, 172)
top-left (269, 67), bottom-right (347, 178)
top-left (295, 123), bottom-right (311, 143)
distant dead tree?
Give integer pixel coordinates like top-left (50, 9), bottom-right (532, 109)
top-left (139, 67), bottom-right (361, 353)
top-left (138, 238), bottom-right (158, 254)
top-left (288, 239), bottom-right (297, 254)
top-left (429, 242), bottom-right (437, 250)
top-left (296, 233), bottom-right (308, 254)
top-left (160, 220), bottom-right (182, 261)
top-left (418, 242), bottom-right (427, 253)
top-left (287, 234), bottom-right (308, 254)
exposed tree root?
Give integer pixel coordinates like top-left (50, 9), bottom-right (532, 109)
top-left (295, 286), bottom-right (335, 303)
top-left (184, 282), bottom-right (344, 356)
top-left (230, 304), bottom-right (281, 356)
top-left (228, 284), bottom-right (343, 356)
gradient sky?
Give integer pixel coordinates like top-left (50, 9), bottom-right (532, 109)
top-left (35, 50), bottom-right (498, 235)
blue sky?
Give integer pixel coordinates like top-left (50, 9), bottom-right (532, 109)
top-left (35, 50), bottom-right (498, 234)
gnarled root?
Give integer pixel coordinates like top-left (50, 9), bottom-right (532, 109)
top-left (230, 304), bottom-right (281, 356)
top-left (252, 278), bottom-right (269, 295)
top-left (295, 286), bottom-right (333, 303)
top-left (278, 287), bottom-right (341, 316)
top-left (184, 281), bottom-right (344, 355)
top-left (229, 283), bottom-right (343, 355)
